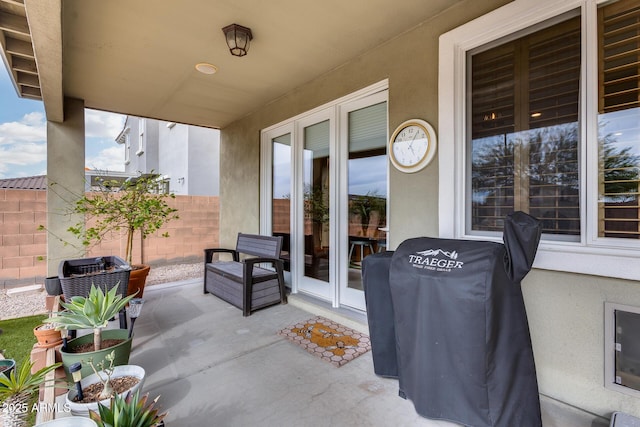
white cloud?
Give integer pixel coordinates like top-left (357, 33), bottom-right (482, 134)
top-left (0, 142), bottom-right (46, 177)
top-left (0, 112), bottom-right (46, 146)
top-left (86, 145), bottom-right (125, 171)
top-left (0, 112), bottom-right (47, 177)
top-left (85, 110), bottom-right (126, 139)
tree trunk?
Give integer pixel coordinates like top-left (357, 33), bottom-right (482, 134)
top-left (1, 392), bottom-right (30, 427)
top-left (126, 227), bottom-right (135, 265)
top-left (94, 328), bottom-right (102, 351)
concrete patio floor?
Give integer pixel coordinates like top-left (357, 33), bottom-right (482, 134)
top-left (126, 279), bottom-right (610, 427)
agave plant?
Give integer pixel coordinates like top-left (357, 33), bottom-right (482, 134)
top-left (45, 284), bottom-right (136, 351)
top-left (90, 390), bottom-right (167, 427)
top-left (0, 358), bottom-right (62, 427)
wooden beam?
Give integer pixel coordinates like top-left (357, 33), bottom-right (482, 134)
top-left (17, 71), bottom-right (38, 87)
top-left (20, 85), bottom-right (40, 97)
top-left (5, 36), bottom-right (33, 58)
top-left (12, 55), bottom-right (36, 73)
top-left (0, 11), bottom-right (30, 37)
top-left (3, 0), bottom-right (26, 6)
top-left (38, 348), bottom-right (56, 423)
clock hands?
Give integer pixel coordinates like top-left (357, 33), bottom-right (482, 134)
top-left (407, 131), bottom-right (419, 156)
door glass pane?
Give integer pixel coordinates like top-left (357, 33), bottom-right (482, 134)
top-left (347, 102), bottom-right (387, 290)
top-left (272, 133), bottom-right (291, 271)
top-left (303, 121), bottom-right (330, 282)
top-left (598, 0), bottom-right (640, 239)
top-left (468, 13), bottom-right (581, 239)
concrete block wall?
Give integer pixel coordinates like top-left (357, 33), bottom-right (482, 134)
top-left (0, 190), bottom-right (219, 288)
top-left (0, 189), bottom-right (48, 287)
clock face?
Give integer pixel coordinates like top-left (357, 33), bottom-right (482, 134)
top-left (389, 119), bottom-right (437, 173)
top-left (392, 125), bottom-right (429, 167)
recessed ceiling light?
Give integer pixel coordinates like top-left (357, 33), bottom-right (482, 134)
top-left (195, 63), bottom-right (218, 74)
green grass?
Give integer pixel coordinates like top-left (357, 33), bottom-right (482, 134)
top-left (0, 314), bottom-right (48, 427)
top-left (0, 314), bottom-right (47, 362)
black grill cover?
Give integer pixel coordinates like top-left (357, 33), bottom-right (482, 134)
top-left (364, 211), bottom-right (542, 427)
top-left (362, 250), bottom-right (398, 378)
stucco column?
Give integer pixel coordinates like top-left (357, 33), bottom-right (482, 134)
top-left (46, 98), bottom-right (86, 276)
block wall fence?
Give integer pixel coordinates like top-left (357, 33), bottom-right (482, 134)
top-left (0, 189), bottom-right (219, 288)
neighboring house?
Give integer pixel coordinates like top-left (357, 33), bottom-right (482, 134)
top-left (115, 117), bottom-right (220, 196)
top-left (0, 175), bottom-right (47, 190)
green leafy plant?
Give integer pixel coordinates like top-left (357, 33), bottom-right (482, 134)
top-left (349, 191), bottom-right (386, 236)
top-left (90, 390), bottom-right (167, 427)
top-left (0, 358), bottom-right (62, 427)
top-left (45, 285), bottom-right (135, 351)
top-left (66, 173), bottom-right (179, 265)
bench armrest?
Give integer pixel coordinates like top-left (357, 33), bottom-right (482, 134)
top-left (243, 257), bottom-right (285, 276)
top-left (204, 248), bottom-right (239, 263)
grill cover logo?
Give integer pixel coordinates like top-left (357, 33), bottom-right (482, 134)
top-left (408, 248), bottom-right (464, 272)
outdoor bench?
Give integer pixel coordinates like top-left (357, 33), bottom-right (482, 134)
top-left (204, 233), bottom-right (287, 316)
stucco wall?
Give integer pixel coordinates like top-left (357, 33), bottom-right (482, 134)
top-left (218, 0), bottom-right (640, 418)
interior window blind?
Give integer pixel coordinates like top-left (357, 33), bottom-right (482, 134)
top-left (599, 0), bottom-right (640, 239)
top-left (469, 15), bottom-right (581, 236)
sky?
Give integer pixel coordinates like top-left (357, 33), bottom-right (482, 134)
top-left (0, 66), bottom-right (125, 179)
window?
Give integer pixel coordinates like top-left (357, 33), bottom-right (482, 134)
top-left (469, 15), bottom-right (581, 238)
top-left (137, 118), bottom-right (145, 156)
top-left (598, 1), bottom-right (640, 239)
top-left (440, 0), bottom-right (640, 280)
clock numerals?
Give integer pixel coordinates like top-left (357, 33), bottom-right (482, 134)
top-left (389, 120), bottom-right (437, 173)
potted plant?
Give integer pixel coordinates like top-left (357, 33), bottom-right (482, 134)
top-left (45, 285), bottom-right (136, 381)
top-left (33, 322), bottom-right (63, 348)
top-left (66, 173), bottom-right (179, 298)
top-left (65, 351), bottom-right (146, 418)
top-left (0, 358), bottom-right (62, 427)
top-left (90, 390), bottom-right (166, 427)
top-left (0, 358), bottom-right (16, 380)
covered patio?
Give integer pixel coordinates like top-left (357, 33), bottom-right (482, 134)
top-left (71, 278), bottom-right (603, 426)
top-left (3, 0), bottom-right (640, 423)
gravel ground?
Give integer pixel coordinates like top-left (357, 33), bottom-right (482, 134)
top-left (0, 262), bottom-right (203, 320)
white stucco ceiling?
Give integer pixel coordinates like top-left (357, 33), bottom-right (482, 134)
top-left (2, 0), bottom-right (465, 129)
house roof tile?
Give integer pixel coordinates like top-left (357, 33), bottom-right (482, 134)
top-left (0, 175), bottom-right (47, 190)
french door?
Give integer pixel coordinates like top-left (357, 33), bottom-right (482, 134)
top-left (261, 82), bottom-right (388, 310)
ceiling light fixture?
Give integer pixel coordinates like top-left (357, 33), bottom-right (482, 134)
top-left (195, 63), bottom-right (218, 74)
top-left (222, 23), bottom-right (253, 57)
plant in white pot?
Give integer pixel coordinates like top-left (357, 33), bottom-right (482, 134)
top-left (65, 351), bottom-right (146, 418)
top-left (45, 285), bottom-right (137, 381)
top-left (65, 173), bottom-right (179, 298)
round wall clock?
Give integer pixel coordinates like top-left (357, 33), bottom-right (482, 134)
top-left (389, 119), bottom-right (437, 173)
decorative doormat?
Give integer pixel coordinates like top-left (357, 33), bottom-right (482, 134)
top-left (278, 316), bottom-right (371, 367)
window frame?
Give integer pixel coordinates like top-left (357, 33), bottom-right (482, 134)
top-left (439, 0), bottom-right (640, 280)
top-left (136, 118), bottom-right (145, 156)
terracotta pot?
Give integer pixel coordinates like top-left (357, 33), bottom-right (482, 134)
top-left (33, 324), bottom-right (63, 348)
top-left (127, 264), bottom-right (150, 298)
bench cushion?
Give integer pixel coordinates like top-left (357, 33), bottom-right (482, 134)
top-left (205, 261), bottom-right (278, 284)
